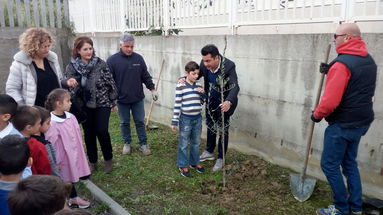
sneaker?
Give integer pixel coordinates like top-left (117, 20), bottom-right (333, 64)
top-left (316, 205), bottom-right (343, 215)
top-left (139, 144), bottom-right (151, 155)
top-left (122, 143), bottom-right (131, 155)
top-left (104, 159), bottom-right (113, 173)
top-left (212, 158), bottom-right (223, 172)
top-left (68, 197), bottom-right (90, 209)
top-left (200, 150), bottom-right (215, 162)
top-left (179, 167), bottom-right (191, 177)
top-left (190, 164), bottom-right (205, 173)
top-left (351, 211), bottom-right (362, 215)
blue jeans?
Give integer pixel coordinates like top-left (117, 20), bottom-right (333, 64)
top-left (117, 100), bottom-right (147, 146)
top-left (321, 123), bottom-right (370, 214)
top-left (177, 115), bottom-right (202, 168)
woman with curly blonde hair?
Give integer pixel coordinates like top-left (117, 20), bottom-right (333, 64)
top-left (6, 27), bottom-right (77, 106)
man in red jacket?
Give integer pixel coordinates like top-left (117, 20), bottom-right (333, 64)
top-left (312, 23), bottom-right (377, 215)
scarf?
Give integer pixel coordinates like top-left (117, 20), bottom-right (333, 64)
top-left (71, 56), bottom-right (99, 87)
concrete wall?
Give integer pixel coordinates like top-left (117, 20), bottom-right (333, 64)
top-left (91, 34), bottom-right (383, 199)
top-left (0, 27), bottom-right (71, 93)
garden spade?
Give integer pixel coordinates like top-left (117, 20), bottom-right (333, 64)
top-left (290, 43), bottom-right (331, 202)
top-left (146, 59), bottom-right (165, 130)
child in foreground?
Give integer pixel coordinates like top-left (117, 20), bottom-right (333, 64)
top-left (171, 61), bottom-right (206, 177)
top-left (45, 88), bottom-right (91, 208)
top-left (0, 135), bottom-right (31, 215)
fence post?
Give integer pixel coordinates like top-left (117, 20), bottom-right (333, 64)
top-left (16, 0), bottom-right (23, 27)
top-left (341, 0), bottom-right (354, 23)
top-left (56, 0), bottom-right (62, 28)
top-left (6, 0), bottom-right (14, 27)
top-left (120, 0), bottom-right (126, 32)
top-left (228, 0), bottom-right (237, 35)
top-left (162, 0), bottom-right (170, 35)
top-left (0, 1), bottom-right (5, 27)
top-left (40, 0), bottom-right (47, 27)
top-left (25, 0), bottom-right (31, 27)
top-left (87, 0), bottom-right (95, 35)
top-left (63, 0), bottom-right (69, 27)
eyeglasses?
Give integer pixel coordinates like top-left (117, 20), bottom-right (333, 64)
top-left (334, 34), bottom-right (346, 39)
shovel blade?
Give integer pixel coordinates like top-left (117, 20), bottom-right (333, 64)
top-left (290, 173), bottom-right (316, 202)
top-left (146, 125), bottom-right (159, 130)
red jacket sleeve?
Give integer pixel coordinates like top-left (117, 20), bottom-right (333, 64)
top-left (314, 62), bottom-right (351, 119)
top-left (28, 138), bottom-right (53, 175)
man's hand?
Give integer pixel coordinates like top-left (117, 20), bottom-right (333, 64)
top-left (151, 90), bottom-right (158, 101)
top-left (177, 77), bottom-right (186, 84)
top-left (66, 78), bottom-right (78, 88)
top-left (311, 113), bottom-right (322, 123)
top-left (111, 106), bottom-right (118, 112)
top-left (171, 125), bottom-right (177, 132)
top-left (196, 87), bottom-right (204, 94)
top-left (221, 101), bottom-right (232, 112)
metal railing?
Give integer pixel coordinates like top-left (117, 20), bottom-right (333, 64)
top-left (68, 0), bottom-right (383, 34)
top-left (0, 0), bottom-right (70, 28)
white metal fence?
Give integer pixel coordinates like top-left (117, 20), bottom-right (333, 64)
top-left (68, 0), bottom-right (383, 34)
top-left (0, 0), bottom-right (70, 28)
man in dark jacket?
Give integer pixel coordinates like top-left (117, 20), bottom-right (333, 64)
top-left (198, 44), bottom-right (240, 172)
top-left (312, 23), bottom-right (377, 215)
top-left (107, 33), bottom-right (158, 156)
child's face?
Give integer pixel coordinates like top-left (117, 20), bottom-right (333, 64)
top-left (186, 69), bottom-right (200, 83)
top-left (57, 94), bottom-right (72, 112)
top-left (29, 118), bottom-right (42, 135)
top-left (40, 117), bottom-right (51, 133)
top-left (0, 113), bottom-right (11, 124)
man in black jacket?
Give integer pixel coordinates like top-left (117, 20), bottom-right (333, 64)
top-left (198, 44), bottom-right (240, 172)
top-left (107, 33), bottom-right (158, 156)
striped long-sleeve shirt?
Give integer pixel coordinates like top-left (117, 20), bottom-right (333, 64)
top-left (171, 81), bottom-right (205, 126)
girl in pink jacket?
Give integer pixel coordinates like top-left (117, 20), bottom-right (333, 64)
top-left (45, 88), bottom-right (91, 209)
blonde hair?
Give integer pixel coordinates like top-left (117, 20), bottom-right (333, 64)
top-left (19, 28), bottom-right (54, 58)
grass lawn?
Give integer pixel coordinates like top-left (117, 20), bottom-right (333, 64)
top-left (88, 112), bottom-right (332, 215)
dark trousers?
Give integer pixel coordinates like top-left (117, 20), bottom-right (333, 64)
top-left (205, 105), bottom-right (231, 159)
top-left (82, 107), bottom-right (113, 163)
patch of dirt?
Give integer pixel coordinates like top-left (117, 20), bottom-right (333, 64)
top-left (198, 158), bottom-right (296, 214)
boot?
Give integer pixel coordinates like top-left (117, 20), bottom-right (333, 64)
top-left (90, 162), bottom-right (97, 172)
top-left (104, 159), bottom-right (113, 173)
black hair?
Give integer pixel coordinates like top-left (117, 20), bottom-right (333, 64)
top-left (0, 135), bottom-right (29, 175)
top-left (34, 106), bottom-right (51, 125)
top-left (201, 44), bottom-right (220, 57)
top-left (185, 61), bottom-right (199, 72)
top-left (0, 94), bottom-right (18, 118)
top-left (12, 106), bottom-right (40, 131)
top-left (45, 88), bottom-right (70, 111)
top-left (8, 175), bottom-right (72, 215)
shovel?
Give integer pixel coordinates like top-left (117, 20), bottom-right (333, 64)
top-left (290, 43), bottom-right (331, 202)
top-left (145, 59), bottom-right (165, 130)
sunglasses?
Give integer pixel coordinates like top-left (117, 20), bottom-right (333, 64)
top-left (334, 34), bottom-right (346, 39)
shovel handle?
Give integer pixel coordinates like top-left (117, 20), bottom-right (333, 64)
top-left (145, 59), bottom-right (165, 127)
top-left (301, 44), bottom-right (331, 179)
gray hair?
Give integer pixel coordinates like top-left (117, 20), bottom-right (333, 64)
top-left (119, 33), bottom-right (134, 43)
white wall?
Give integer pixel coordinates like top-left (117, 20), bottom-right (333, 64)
top-left (92, 33), bottom-right (383, 199)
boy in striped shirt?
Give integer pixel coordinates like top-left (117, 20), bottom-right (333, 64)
top-left (171, 61), bottom-right (206, 177)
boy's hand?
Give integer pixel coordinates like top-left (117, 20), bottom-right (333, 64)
top-left (196, 87), bottom-right (204, 93)
top-left (171, 125), bottom-right (177, 132)
top-left (57, 164), bottom-right (61, 170)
